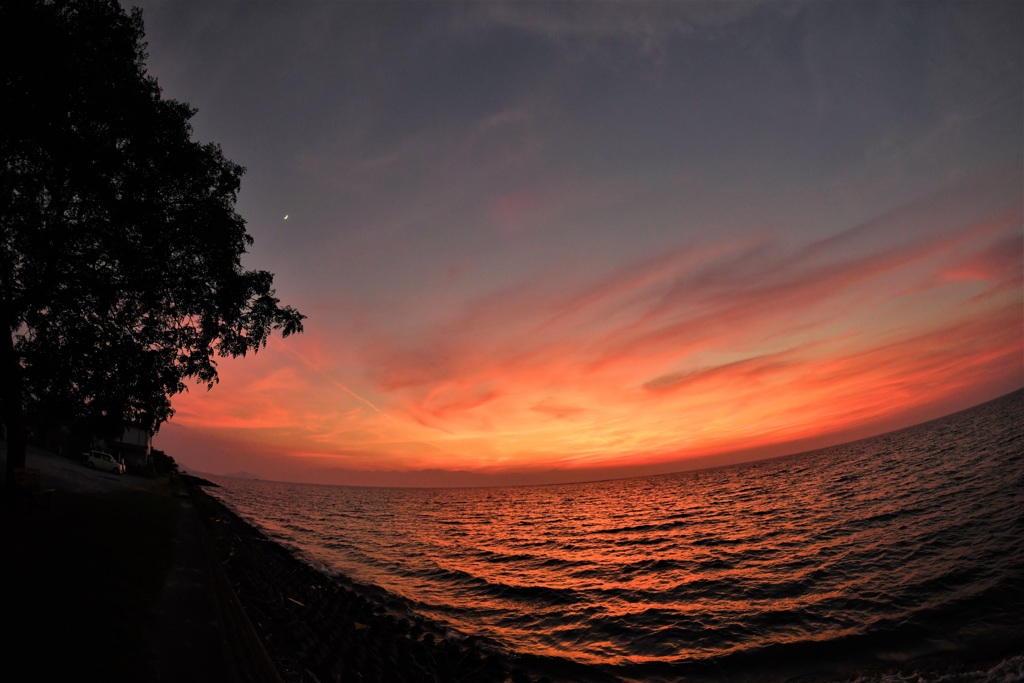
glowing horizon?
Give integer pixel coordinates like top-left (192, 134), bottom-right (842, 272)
top-left (161, 173), bottom-right (1022, 484)
top-left (134, 1), bottom-right (1023, 486)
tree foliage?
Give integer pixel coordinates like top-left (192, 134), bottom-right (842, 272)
top-left (1, 0), bottom-right (305, 480)
top-left (150, 448), bottom-right (178, 476)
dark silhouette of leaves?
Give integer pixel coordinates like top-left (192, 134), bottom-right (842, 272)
top-left (1, 0), bottom-right (305, 481)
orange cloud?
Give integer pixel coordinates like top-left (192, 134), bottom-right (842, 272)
top-left (163, 177), bottom-right (1022, 481)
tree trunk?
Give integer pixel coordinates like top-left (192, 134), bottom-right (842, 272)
top-left (3, 325), bottom-right (27, 492)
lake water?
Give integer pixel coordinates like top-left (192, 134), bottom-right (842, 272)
top-left (206, 390), bottom-right (1024, 682)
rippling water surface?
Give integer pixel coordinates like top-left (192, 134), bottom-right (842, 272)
top-left (208, 391), bottom-right (1024, 682)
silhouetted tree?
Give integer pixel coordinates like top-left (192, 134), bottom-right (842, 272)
top-left (1, 0), bottom-right (305, 488)
top-left (150, 448), bottom-right (178, 475)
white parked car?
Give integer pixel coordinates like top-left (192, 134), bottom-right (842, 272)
top-left (82, 450), bottom-right (125, 474)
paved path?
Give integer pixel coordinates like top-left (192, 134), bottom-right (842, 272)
top-left (2, 443), bottom-right (245, 681)
top-left (152, 492), bottom-right (231, 682)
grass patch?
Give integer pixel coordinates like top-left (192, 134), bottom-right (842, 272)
top-left (3, 487), bottom-right (179, 681)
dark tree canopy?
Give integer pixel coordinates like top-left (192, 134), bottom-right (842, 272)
top-left (1, 0), bottom-right (305, 480)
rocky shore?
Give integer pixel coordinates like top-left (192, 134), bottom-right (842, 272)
top-left (188, 481), bottom-right (553, 683)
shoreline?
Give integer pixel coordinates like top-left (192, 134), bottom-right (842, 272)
top-left (191, 479), bottom-right (1024, 683)
top-left (6, 444), bottom-right (1020, 683)
top-left (187, 480), bottom-right (562, 683)
top-left (1, 445), bottom-right (560, 682)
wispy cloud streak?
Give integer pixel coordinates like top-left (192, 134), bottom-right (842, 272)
top-left (336, 177), bottom-right (1021, 469)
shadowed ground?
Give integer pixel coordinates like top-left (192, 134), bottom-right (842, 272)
top-left (1, 445), bottom-right (233, 681)
top-left (0, 445), bottom-right (557, 682)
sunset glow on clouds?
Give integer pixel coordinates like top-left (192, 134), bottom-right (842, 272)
top-left (135, 1), bottom-right (1023, 485)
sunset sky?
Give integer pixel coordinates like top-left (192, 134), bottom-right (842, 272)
top-left (133, 0), bottom-right (1023, 487)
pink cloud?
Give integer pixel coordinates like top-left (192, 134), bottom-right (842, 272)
top-left (349, 178), bottom-right (1020, 445)
top-left (163, 175), bottom-right (1022, 479)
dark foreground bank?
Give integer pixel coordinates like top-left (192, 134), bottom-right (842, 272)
top-left (2, 475), bottom-right (200, 681)
top-left (1, 452), bottom-right (556, 683)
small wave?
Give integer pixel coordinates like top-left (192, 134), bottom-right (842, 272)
top-left (617, 557), bottom-right (690, 574)
top-left (592, 519), bottom-right (690, 536)
top-left (473, 549), bottom-right (537, 564)
top-left (416, 564), bottom-right (583, 606)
